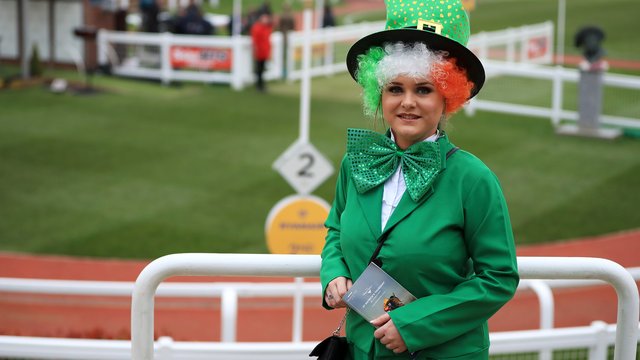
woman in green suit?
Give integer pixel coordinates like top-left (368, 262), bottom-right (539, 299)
top-left (319, 0), bottom-right (519, 359)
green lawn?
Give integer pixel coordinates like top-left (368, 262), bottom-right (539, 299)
top-left (0, 70), bottom-right (639, 259)
top-left (1, 0), bottom-right (639, 259)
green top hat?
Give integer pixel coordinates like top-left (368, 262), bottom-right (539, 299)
top-left (346, 0), bottom-right (485, 98)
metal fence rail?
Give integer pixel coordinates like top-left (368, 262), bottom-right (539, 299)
top-left (128, 254), bottom-right (639, 360)
top-left (1, 322), bottom-right (637, 360)
top-left (467, 61), bottom-right (640, 130)
top-left (0, 257), bottom-right (637, 359)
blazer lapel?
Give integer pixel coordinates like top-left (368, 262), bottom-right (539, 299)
top-left (356, 185), bottom-right (383, 239)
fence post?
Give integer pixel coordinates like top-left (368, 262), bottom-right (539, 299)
top-left (221, 288), bottom-right (238, 342)
top-left (506, 27), bottom-right (515, 63)
top-left (519, 25), bottom-right (529, 63)
top-left (155, 336), bottom-right (174, 360)
top-left (292, 277), bottom-right (304, 342)
top-left (477, 32), bottom-right (488, 61)
top-left (527, 280), bottom-right (554, 360)
top-left (97, 30), bottom-right (107, 67)
top-left (160, 33), bottom-right (171, 86)
top-left (544, 21), bottom-right (554, 64)
top-left (551, 65), bottom-right (564, 127)
top-left (231, 35), bottom-right (243, 90)
top-left (588, 321), bottom-right (609, 360)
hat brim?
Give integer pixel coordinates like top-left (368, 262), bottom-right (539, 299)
top-left (346, 28), bottom-right (485, 98)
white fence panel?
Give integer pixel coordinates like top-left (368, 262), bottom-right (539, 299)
top-left (2, 323), bottom-right (639, 360)
top-left (469, 21), bottom-right (554, 65)
top-left (286, 21), bottom-right (385, 81)
top-left (0, 262), bottom-right (638, 359)
top-left (96, 21), bottom-right (554, 88)
top-left (97, 30), bottom-right (283, 89)
top-left (466, 61), bottom-right (640, 129)
top-left (129, 254), bottom-right (639, 360)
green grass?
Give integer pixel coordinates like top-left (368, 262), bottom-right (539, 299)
top-left (1, 0), bottom-right (639, 259)
top-left (0, 70), bottom-right (639, 259)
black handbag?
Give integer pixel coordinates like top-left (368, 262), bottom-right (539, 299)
top-left (309, 309), bottom-right (349, 359)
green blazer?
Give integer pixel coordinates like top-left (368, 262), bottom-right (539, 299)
top-left (320, 133), bottom-right (519, 359)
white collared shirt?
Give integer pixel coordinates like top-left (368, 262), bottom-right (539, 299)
top-left (381, 131), bottom-right (440, 230)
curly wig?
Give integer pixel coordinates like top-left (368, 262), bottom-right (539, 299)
top-left (355, 42), bottom-right (474, 118)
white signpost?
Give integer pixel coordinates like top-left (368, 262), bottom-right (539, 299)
top-left (268, 3), bottom-right (334, 255)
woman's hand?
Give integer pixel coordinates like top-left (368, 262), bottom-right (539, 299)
top-left (371, 313), bottom-right (408, 354)
top-left (324, 276), bottom-right (352, 308)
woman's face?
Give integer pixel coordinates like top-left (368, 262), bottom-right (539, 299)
top-left (381, 75), bottom-right (445, 150)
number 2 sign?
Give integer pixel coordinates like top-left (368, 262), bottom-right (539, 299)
top-left (273, 141), bottom-right (334, 195)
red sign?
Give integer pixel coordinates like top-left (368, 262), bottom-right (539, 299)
top-left (170, 46), bottom-right (232, 71)
top-left (527, 36), bottom-right (549, 60)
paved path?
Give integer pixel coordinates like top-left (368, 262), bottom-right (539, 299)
top-left (1, 229), bottom-right (638, 341)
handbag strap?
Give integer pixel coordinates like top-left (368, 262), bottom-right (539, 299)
top-left (332, 308), bottom-right (350, 336)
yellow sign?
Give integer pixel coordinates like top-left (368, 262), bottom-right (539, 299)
top-left (462, 0), bottom-right (475, 11)
top-left (266, 195), bottom-right (330, 254)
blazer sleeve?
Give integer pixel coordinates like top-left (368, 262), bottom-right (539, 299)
top-left (320, 156), bottom-right (352, 309)
top-left (391, 168), bottom-right (520, 351)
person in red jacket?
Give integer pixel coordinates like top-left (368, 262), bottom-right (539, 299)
top-left (251, 13), bottom-right (273, 92)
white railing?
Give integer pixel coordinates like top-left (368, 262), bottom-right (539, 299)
top-left (1, 322), bottom-right (637, 360)
top-left (97, 30), bottom-right (283, 90)
top-left (0, 277), bottom-right (318, 343)
top-left (1, 264), bottom-right (638, 359)
top-left (1, 268), bottom-right (639, 340)
top-left (469, 21), bottom-right (554, 65)
top-left (96, 22), bottom-right (639, 129)
top-left (286, 21), bottom-right (385, 80)
top-left (96, 21), bottom-right (552, 88)
top-left (128, 254), bottom-right (639, 360)
top-left (466, 60), bottom-right (640, 130)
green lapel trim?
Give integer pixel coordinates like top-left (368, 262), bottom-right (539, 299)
top-left (356, 183), bottom-right (383, 239)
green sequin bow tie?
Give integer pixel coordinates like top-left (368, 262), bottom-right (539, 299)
top-left (346, 128), bottom-right (444, 202)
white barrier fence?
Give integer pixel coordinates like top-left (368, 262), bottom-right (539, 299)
top-left (1, 322), bottom-right (635, 360)
top-left (96, 21), bottom-right (553, 89)
top-left (96, 31), bottom-right (284, 90)
top-left (469, 21), bottom-right (554, 65)
top-left (2, 269), bottom-right (639, 342)
top-left (96, 21), bottom-right (640, 131)
top-left (468, 60), bottom-right (640, 130)
top-left (0, 260), bottom-right (638, 359)
top-left (129, 255), bottom-right (637, 360)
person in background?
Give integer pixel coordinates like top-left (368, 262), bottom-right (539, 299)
top-left (174, 0), bottom-right (214, 35)
top-left (251, 13), bottom-right (273, 92)
top-left (139, 0), bottom-right (159, 32)
top-left (258, 0), bottom-right (272, 16)
top-left (277, 2), bottom-right (296, 79)
top-left (319, 0), bottom-right (519, 358)
top-left (321, 3), bottom-right (335, 28)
